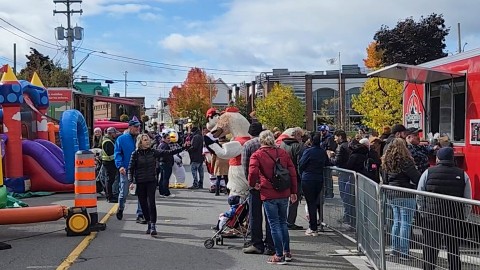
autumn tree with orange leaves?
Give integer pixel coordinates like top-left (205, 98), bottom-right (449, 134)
top-left (167, 68), bottom-right (218, 127)
top-left (363, 41), bottom-right (384, 70)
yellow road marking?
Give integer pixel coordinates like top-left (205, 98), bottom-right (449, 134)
top-left (56, 204), bottom-right (118, 270)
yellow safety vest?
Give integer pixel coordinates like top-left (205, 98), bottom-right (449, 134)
top-left (101, 137), bottom-right (114, 161)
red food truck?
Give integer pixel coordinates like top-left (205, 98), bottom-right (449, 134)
top-left (369, 48), bottom-right (480, 199)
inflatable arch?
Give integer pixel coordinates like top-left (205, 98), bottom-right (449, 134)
top-left (59, 110), bottom-right (90, 182)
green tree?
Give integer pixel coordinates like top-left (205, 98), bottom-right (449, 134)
top-left (120, 114), bottom-right (129, 122)
top-left (141, 115), bottom-right (149, 130)
top-left (231, 96), bottom-right (249, 119)
top-left (374, 13), bottom-right (449, 66)
top-left (17, 48), bottom-right (70, 87)
top-left (255, 83), bottom-right (304, 130)
top-left (316, 96), bottom-right (338, 126)
top-left (352, 78), bottom-right (403, 132)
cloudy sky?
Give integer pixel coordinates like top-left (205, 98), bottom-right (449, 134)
top-left (1, 0), bottom-right (479, 107)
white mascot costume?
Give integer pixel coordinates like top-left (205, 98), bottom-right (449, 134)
top-left (164, 129), bottom-right (187, 189)
top-left (205, 107), bottom-right (251, 197)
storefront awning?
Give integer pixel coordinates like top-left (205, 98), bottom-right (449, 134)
top-left (367, 63), bottom-right (465, 84)
top-left (93, 96), bottom-right (138, 106)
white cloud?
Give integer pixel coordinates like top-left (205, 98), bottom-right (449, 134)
top-left (160, 34), bottom-right (217, 52)
top-left (139, 12), bottom-right (163, 22)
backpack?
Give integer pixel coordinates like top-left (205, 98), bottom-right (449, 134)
top-left (364, 152), bottom-right (378, 173)
top-left (262, 148), bottom-right (291, 191)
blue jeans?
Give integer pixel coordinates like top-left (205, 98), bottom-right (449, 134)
top-left (339, 173), bottom-right (355, 226)
top-left (118, 173), bottom-right (143, 217)
top-left (389, 197), bottom-right (416, 255)
top-left (263, 198), bottom-right (290, 257)
top-left (190, 162), bottom-right (204, 187)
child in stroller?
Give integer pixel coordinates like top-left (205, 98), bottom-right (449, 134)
top-left (213, 195), bottom-right (241, 231)
top-left (204, 195), bottom-right (249, 249)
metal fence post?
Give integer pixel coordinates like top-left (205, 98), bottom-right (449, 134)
top-left (354, 172), bottom-right (361, 253)
top-left (377, 185), bottom-right (386, 270)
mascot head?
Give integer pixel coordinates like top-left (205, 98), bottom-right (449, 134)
top-left (168, 129), bottom-right (179, 143)
top-left (206, 107), bottom-right (220, 131)
top-left (211, 107), bottom-right (250, 138)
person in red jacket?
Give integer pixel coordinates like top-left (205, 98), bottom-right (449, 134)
top-left (248, 130), bottom-right (298, 265)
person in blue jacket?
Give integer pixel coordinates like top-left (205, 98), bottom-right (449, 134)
top-left (299, 133), bottom-right (330, 236)
top-left (114, 118), bottom-right (143, 221)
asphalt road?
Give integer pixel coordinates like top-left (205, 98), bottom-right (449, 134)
top-left (1, 165), bottom-right (367, 270)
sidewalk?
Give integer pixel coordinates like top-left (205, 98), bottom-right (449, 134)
top-left (0, 164), bottom-right (369, 270)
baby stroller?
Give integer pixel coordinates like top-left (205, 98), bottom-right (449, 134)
top-left (92, 149), bottom-right (105, 194)
top-left (204, 197), bottom-right (249, 249)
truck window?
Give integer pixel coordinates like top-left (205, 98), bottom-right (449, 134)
top-left (427, 77), bottom-right (465, 142)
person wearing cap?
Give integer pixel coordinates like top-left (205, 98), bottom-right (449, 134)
top-left (318, 125), bottom-right (337, 198)
top-left (416, 147), bottom-right (471, 269)
top-left (92, 127), bottom-right (103, 149)
top-left (242, 122), bottom-right (275, 255)
top-left (114, 118), bottom-right (144, 221)
top-left (383, 124), bottom-right (407, 155)
top-left (406, 127), bottom-right (436, 174)
top-left (102, 127), bottom-right (119, 203)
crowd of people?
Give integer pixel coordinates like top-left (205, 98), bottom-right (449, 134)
top-left (92, 116), bottom-right (472, 267)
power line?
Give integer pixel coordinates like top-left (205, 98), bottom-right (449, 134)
top-left (0, 18), bottom-right (260, 76)
top-left (78, 52), bottom-right (253, 77)
top-left (0, 18), bottom-right (61, 48)
top-left (75, 47), bottom-right (258, 74)
top-left (0, 25), bottom-right (61, 51)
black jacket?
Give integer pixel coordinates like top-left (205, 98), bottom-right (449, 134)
top-left (157, 142), bottom-right (183, 166)
top-left (424, 161), bottom-right (466, 221)
top-left (330, 140), bottom-right (350, 169)
top-left (188, 131), bottom-right (204, 163)
top-left (128, 148), bottom-right (181, 184)
top-left (385, 159), bottom-right (421, 191)
top-left (346, 144), bottom-right (380, 183)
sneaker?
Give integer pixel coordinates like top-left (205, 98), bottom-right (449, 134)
top-left (264, 248), bottom-right (275, 256)
top-left (267, 255), bottom-right (287, 265)
top-left (150, 224), bottom-right (157, 236)
top-left (284, 252), bottom-right (292, 262)
top-left (242, 245), bottom-right (263, 254)
top-left (287, 224), bottom-right (304, 230)
top-left (146, 223), bottom-right (151, 234)
top-left (305, 228), bottom-right (318, 236)
top-left (165, 194), bottom-right (176, 198)
top-left (116, 209), bottom-right (123, 220)
top-left (187, 185), bottom-right (199, 190)
top-left (136, 216), bottom-right (147, 224)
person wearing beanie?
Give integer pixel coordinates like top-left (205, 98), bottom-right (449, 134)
top-left (416, 147), bottom-right (471, 269)
top-left (242, 122), bottom-right (275, 255)
top-left (92, 127), bottom-right (103, 149)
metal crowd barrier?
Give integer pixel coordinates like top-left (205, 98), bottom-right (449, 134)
top-left (322, 167), bottom-right (357, 241)
top-left (322, 166), bottom-right (480, 270)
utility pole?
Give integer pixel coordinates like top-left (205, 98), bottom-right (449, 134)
top-left (53, 0), bottom-right (83, 88)
top-left (13, 43), bottom-right (16, 74)
top-left (124, 71), bottom-right (128, 97)
top-left (458, 23), bottom-right (462, 53)
top-left (338, 52), bottom-right (345, 129)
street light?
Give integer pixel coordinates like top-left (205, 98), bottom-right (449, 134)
top-left (256, 72), bottom-right (268, 97)
top-left (73, 50), bottom-right (106, 74)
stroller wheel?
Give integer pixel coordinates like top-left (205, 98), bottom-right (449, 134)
top-left (204, 239), bottom-right (215, 249)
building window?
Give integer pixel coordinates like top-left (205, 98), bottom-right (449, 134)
top-left (427, 77), bottom-right (466, 142)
